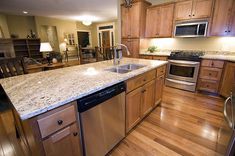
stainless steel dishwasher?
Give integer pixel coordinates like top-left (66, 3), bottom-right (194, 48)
top-left (77, 82), bottom-right (126, 156)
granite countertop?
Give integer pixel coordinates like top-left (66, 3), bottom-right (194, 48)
top-left (200, 54), bottom-right (235, 62)
top-left (0, 58), bottom-right (167, 120)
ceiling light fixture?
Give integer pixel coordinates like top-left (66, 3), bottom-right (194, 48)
top-left (82, 20), bottom-right (92, 26)
top-left (23, 11), bottom-right (28, 14)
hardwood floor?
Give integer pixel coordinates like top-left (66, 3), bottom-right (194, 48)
top-left (0, 86), bottom-right (229, 156)
top-left (110, 86), bottom-right (227, 156)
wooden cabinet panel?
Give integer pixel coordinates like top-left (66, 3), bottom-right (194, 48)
top-left (229, 1), bottom-right (235, 36)
top-left (37, 105), bottom-right (77, 138)
top-left (43, 123), bottom-right (82, 156)
top-left (201, 59), bottom-right (224, 68)
top-left (198, 79), bottom-right (219, 93)
top-left (126, 87), bottom-right (142, 132)
top-left (199, 67), bottom-right (222, 81)
top-left (210, 0), bottom-right (234, 36)
top-left (152, 56), bottom-right (168, 61)
top-left (157, 65), bottom-right (166, 78)
top-left (219, 62), bottom-right (235, 97)
top-left (129, 3), bottom-right (141, 38)
top-left (155, 75), bottom-right (164, 107)
top-left (121, 39), bottom-right (139, 58)
top-left (192, 0), bottom-right (213, 19)
top-left (121, 6), bottom-right (130, 38)
top-left (145, 7), bottom-right (160, 38)
top-left (141, 80), bottom-right (155, 116)
top-left (139, 55), bottom-right (153, 59)
top-left (126, 70), bottom-right (156, 93)
top-left (159, 4), bottom-right (174, 37)
top-left (174, 0), bottom-right (193, 21)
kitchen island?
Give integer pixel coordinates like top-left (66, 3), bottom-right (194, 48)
top-left (0, 58), bottom-right (167, 156)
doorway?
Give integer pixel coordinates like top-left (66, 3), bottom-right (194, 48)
top-left (77, 31), bottom-right (91, 48)
top-left (97, 23), bottom-right (115, 48)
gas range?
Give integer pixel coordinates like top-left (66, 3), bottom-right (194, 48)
top-left (169, 51), bottom-right (204, 62)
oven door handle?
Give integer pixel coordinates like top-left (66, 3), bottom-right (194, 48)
top-left (169, 60), bottom-right (200, 65)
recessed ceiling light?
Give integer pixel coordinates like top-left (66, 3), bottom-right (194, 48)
top-left (23, 11), bottom-right (28, 14)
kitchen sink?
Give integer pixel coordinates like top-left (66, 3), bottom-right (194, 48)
top-left (106, 64), bottom-right (146, 74)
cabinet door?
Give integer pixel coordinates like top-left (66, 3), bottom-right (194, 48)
top-left (229, 1), bottom-right (235, 36)
top-left (121, 6), bottom-right (130, 38)
top-left (129, 3), bottom-right (141, 38)
top-left (130, 39), bottom-right (140, 58)
top-left (159, 4), bottom-right (174, 37)
top-left (121, 39), bottom-right (131, 57)
top-left (145, 7), bottom-right (161, 38)
top-left (155, 75), bottom-right (164, 107)
top-left (210, 0), bottom-right (233, 36)
top-left (174, 0), bottom-right (193, 21)
top-left (191, 0), bottom-right (213, 19)
top-left (219, 62), bottom-right (235, 97)
top-left (141, 80), bottom-right (155, 117)
top-left (126, 87), bottom-right (142, 132)
top-left (43, 123), bottom-right (82, 156)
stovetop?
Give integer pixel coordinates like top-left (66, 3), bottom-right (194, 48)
top-left (169, 51), bottom-right (204, 62)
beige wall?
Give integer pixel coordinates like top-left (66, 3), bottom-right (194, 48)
top-left (0, 14), bottom-right (10, 38)
top-left (35, 16), bottom-right (78, 52)
top-left (6, 15), bottom-right (37, 38)
top-left (140, 37), bottom-right (235, 52)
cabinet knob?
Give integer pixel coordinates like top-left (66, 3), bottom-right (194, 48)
top-left (206, 85), bottom-right (209, 87)
top-left (143, 79), bottom-right (146, 82)
top-left (225, 30), bottom-right (228, 33)
top-left (73, 132), bottom-right (78, 136)
top-left (189, 15), bottom-right (191, 17)
top-left (142, 89), bottom-right (146, 93)
top-left (57, 120), bottom-right (63, 125)
top-left (228, 30), bottom-right (231, 33)
top-left (209, 73), bottom-right (212, 76)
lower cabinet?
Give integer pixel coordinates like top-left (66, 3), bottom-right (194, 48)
top-left (43, 123), bottom-right (81, 156)
top-left (219, 62), bottom-right (235, 97)
top-left (155, 75), bottom-right (164, 106)
top-left (126, 80), bottom-right (155, 132)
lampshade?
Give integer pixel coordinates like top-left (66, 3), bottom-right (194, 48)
top-left (40, 42), bottom-right (53, 52)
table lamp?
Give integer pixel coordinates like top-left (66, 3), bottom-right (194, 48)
top-left (40, 42), bottom-right (53, 65)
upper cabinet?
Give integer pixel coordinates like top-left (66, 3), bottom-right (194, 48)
top-left (210, 0), bottom-right (235, 36)
top-left (121, 1), bottom-right (151, 39)
top-left (174, 0), bottom-right (213, 21)
top-left (145, 3), bottom-right (174, 38)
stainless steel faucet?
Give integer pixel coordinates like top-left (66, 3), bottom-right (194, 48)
top-left (113, 43), bottom-right (130, 65)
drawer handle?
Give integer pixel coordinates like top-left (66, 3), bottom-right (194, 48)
top-left (211, 62), bottom-right (214, 66)
top-left (209, 73), bottom-right (212, 76)
top-left (73, 132), bottom-right (78, 136)
top-left (143, 79), bottom-right (146, 82)
top-left (57, 120), bottom-right (63, 125)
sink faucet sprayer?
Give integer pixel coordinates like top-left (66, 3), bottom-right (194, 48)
top-left (113, 43), bottom-right (131, 65)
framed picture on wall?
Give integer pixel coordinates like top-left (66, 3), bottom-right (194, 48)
top-left (0, 26), bottom-right (4, 38)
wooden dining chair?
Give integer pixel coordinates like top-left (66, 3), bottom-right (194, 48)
top-left (95, 46), bottom-right (115, 62)
top-left (0, 57), bottom-right (28, 79)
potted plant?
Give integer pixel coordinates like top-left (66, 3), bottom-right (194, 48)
top-left (147, 46), bottom-right (157, 53)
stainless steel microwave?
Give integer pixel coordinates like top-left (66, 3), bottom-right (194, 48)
top-left (174, 21), bottom-right (208, 37)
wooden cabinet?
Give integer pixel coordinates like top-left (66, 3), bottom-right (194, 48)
top-left (174, 0), bottom-right (213, 21)
top-left (198, 59), bottom-right (224, 93)
top-left (121, 1), bottom-right (150, 39)
top-left (141, 80), bottom-right (155, 116)
top-left (155, 75), bottom-right (164, 106)
top-left (219, 62), bottom-right (235, 97)
top-left (145, 3), bottom-right (174, 38)
top-left (210, 0), bottom-right (235, 36)
top-left (121, 39), bottom-right (140, 58)
top-left (19, 102), bottom-right (82, 156)
top-left (43, 123), bottom-right (82, 156)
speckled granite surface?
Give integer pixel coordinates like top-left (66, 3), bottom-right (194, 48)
top-left (0, 58), bottom-right (167, 120)
top-left (200, 54), bottom-right (235, 62)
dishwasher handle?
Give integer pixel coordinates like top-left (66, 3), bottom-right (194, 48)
top-left (77, 82), bottom-right (126, 113)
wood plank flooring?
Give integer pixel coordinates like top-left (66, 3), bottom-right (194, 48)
top-left (0, 86), bottom-right (230, 156)
top-left (110, 86), bottom-right (228, 156)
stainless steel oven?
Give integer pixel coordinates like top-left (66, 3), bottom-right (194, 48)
top-left (166, 60), bottom-right (200, 92)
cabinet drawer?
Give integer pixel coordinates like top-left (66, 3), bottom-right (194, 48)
top-left (140, 55), bottom-right (153, 59)
top-left (201, 59), bottom-right (224, 68)
top-left (198, 79), bottom-right (219, 93)
top-left (199, 67), bottom-right (222, 81)
top-left (152, 56), bottom-right (168, 61)
top-left (37, 105), bottom-right (77, 138)
top-left (157, 65), bottom-right (166, 77)
top-left (126, 70), bottom-right (156, 93)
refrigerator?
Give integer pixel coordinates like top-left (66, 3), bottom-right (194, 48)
top-left (216, 84), bottom-right (235, 156)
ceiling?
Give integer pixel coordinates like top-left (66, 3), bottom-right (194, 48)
top-left (0, 0), bottom-right (118, 22)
